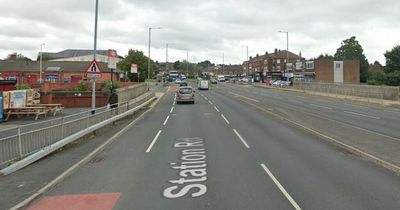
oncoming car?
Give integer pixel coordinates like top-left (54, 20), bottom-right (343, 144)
top-left (176, 86), bottom-right (195, 104)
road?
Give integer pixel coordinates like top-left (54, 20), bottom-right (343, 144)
top-left (25, 83), bottom-right (400, 210)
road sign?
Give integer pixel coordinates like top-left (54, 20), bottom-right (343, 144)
top-left (131, 64), bottom-right (138, 73)
top-left (108, 49), bottom-right (118, 69)
top-left (85, 60), bottom-right (102, 79)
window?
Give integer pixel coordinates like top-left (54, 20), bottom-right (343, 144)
top-left (276, 66), bottom-right (281, 71)
top-left (306, 61), bottom-right (314, 69)
top-left (7, 75), bottom-right (17, 80)
top-left (336, 63), bottom-right (341, 68)
top-left (277, 59), bottom-right (281, 64)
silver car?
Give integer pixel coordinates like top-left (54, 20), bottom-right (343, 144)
top-left (176, 86), bottom-right (195, 104)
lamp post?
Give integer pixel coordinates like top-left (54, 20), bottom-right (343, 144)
top-left (278, 31), bottom-right (289, 81)
top-left (166, 43), bottom-right (174, 72)
top-left (147, 27), bottom-right (162, 80)
top-left (90, 0), bottom-right (99, 115)
top-left (241, 45), bottom-right (249, 76)
top-left (186, 51), bottom-right (189, 78)
top-left (39, 43), bottom-right (45, 84)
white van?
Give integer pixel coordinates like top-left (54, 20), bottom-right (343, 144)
top-left (217, 75), bottom-right (225, 82)
top-left (198, 80), bottom-right (209, 90)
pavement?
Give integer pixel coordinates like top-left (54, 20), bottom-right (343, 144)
top-left (253, 83), bottom-right (400, 109)
top-left (10, 82), bottom-right (400, 210)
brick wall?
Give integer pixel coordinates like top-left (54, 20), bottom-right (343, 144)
top-left (315, 60), bottom-right (334, 82)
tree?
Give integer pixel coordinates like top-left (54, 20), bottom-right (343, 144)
top-left (367, 70), bottom-right (386, 85)
top-left (334, 36), bottom-right (369, 83)
top-left (384, 45), bottom-right (400, 73)
top-left (5, 53), bottom-right (32, 61)
top-left (316, 53), bottom-right (334, 60)
top-left (173, 60), bottom-right (181, 70)
top-left (117, 49), bottom-right (157, 82)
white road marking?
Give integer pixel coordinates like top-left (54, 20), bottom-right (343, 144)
top-left (208, 100), bottom-right (213, 105)
top-left (221, 114), bottom-right (230, 124)
top-left (229, 91), bottom-right (260, 103)
top-left (146, 130), bottom-right (163, 153)
top-left (163, 115), bottom-right (170, 126)
top-left (233, 129), bottom-right (250, 149)
top-left (214, 106), bottom-right (220, 112)
top-left (261, 164), bottom-right (302, 210)
top-left (173, 101), bottom-right (176, 105)
top-left (343, 111), bottom-right (381, 119)
top-left (170, 106), bottom-right (174, 113)
top-left (309, 104), bottom-right (333, 110)
top-left (204, 97), bottom-right (208, 100)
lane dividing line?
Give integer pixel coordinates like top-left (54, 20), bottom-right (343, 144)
top-left (146, 130), bottom-right (162, 153)
top-left (204, 97), bottom-right (208, 100)
top-left (229, 91), bottom-right (260, 103)
top-left (208, 100), bottom-right (213, 105)
top-left (170, 106), bottom-right (174, 113)
top-left (233, 129), bottom-right (250, 149)
top-left (221, 114), bottom-right (230, 124)
top-left (214, 106), bottom-right (220, 112)
top-left (343, 111), bottom-right (381, 119)
top-left (309, 104), bottom-right (332, 110)
top-left (260, 164), bottom-right (302, 210)
top-left (163, 115), bottom-right (170, 126)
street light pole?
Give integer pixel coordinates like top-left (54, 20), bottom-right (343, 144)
top-left (278, 31), bottom-right (289, 81)
top-left (186, 51), bottom-right (189, 78)
top-left (91, 0), bottom-right (99, 115)
top-left (147, 27), bottom-right (162, 80)
top-left (39, 43), bottom-right (45, 84)
top-left (222, 53), bottom-right (224, 74)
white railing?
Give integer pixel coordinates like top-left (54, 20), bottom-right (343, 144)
top-left (0, 92), bottom-right (155, 171)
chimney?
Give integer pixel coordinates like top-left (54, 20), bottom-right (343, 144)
top-left (299, 51), bottom-right (302, 58)
top-left (274, 48), bottom-right (278, 55)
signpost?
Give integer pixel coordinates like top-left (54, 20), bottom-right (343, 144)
top-left (85, 60), bottom-right (102, 114)
top-left (131, 64), bottom-right (139, 82)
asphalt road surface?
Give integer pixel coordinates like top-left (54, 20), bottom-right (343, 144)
top-left (25, 84), bottom-right (400, 210)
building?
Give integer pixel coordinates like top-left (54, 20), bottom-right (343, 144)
top-left (0, 60), bottom-right (122, 85)
top-left (243, 49), bottom-right (305, 80)
top-left (305, 59), bottom-right (360, 83)
top-left (40, 49), bottom-right (122, 63)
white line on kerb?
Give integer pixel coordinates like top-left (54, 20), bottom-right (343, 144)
top-left (343, 111), bottom-right (381, 119)
top-left (214, 106), bottom-right (220, 112)
top-left (163, 115), bottom-right (170, 126)
top-left (221, 114), bottom-right (230, 124)
top-left (170, 106), bottom-right (174, 113)
top-left (309, 104), bottom-right (332, 110)
top-left (146, 130), bottom-right (162, 153)
top-left (233, 129), bottom-right (250, 149)
top-left (261, 164), bottom-right (302, 210)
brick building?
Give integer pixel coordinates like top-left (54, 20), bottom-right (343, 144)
top-left (243, 49), bottom-right (305, 80)
top-left (304, 60), bottom-right (360, 83)
top-left (0, 60), bottom-right (122, 85)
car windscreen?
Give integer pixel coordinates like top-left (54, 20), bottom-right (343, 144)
top-left (179, 88), bottom-right (192, 94)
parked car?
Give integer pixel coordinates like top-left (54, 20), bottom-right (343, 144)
top-left (272, 80), bottom-right (282, 86)
top-left (176, 86), bottom-right (195, 104)
top-left (180, 81), bottom-right (188, 86)
top-left (211, 79), bottom-right (218, 84)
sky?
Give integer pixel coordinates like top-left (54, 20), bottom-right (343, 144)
top-left (0, 0), bottom-right (399, 65)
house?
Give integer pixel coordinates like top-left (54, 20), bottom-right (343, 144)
top-left (0, 60), bottom-right (122, 85)
top-left (304, 59), bottom-right (360, 83)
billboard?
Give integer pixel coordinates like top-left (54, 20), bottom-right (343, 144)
top-left (131, 64), bottom-right (138, 73)
top-left (108, 49), bottom-right (118, 69)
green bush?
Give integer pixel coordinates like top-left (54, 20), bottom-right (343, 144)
top-left (101, 81), bottom-right (120, 92)
top-left (15, 83), bottom-right (31, 90)
top-left (74, 81), bottom-right (87, 91)
top-left (385, 71), bottom-right (400, 86)
top-left (368, 70), bottom-right (386, 85)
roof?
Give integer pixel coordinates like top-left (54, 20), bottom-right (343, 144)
top-left (250, 50), bottom-right (304, 61)
top-left (0, 60), bottom-right (121, 73)
top-left (41, 49), bottom-right (109, 59)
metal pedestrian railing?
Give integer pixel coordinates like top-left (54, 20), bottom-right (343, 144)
top-left (0, 92), bottom-right (155, 170)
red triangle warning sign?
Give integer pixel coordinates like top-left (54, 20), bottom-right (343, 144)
top-left (85, 60), bottom-right (102, 74)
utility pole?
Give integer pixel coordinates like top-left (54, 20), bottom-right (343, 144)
top-left (278, 31), bottom-right (289, 81)
top-left (91, 0), bottom-right (99, 115)
top-left (222, 53), bottom-right (225, 74)
top-left (147, 27), bottom-right (162, 80)
top-left (186, 51), bottom-right (189, 78)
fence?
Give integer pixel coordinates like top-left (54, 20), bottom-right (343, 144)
top-left (293, 81), bottom-right (400, 101)
top-left (0, 90), bottom-right (154, 170)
